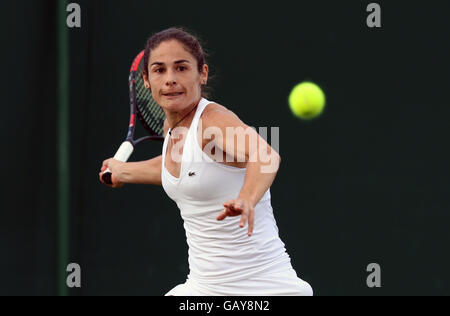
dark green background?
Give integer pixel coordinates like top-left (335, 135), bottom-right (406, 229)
top-left (2, 0), bottom-right (449, 295)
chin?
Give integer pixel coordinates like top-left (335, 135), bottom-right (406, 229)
top-left (163, 96), bottom-right (196, 110)
top-left (159, 100), bottom-right (183, 112)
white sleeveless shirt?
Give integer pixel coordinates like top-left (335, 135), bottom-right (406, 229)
top-left (161, 98), bottom-right (293, 284)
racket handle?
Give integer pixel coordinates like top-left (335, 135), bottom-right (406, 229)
top-left (101, 141), bottom-right (134, 185)
top-left (102, 169), bottom-right (113, 185)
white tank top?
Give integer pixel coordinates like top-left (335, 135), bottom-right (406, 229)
top-left (161, 98), bottom-right (292, 284)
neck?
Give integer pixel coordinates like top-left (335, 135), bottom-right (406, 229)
top-left (165, 99), bottom-right (201, 130)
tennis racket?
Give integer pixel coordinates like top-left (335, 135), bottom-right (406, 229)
top-left (102, 50), bottom-right (165, 185)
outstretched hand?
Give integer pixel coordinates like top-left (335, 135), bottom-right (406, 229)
top-left (217, 198), bottom-right (254, 236)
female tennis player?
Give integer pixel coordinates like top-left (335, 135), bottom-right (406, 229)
top-left (99, 28), bottom-right (312, 296)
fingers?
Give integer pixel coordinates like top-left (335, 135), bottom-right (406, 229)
top-left (102, 159), bottom-right (110, 169)
top-left (220, 201), bottom-right (242, 218)
top-left (99, 160), bottom-right (110, 185)
top-left (239, 212), bottom-right (248, 228)
top-left (100, 159), bottom-right (110, 177)
top-left (216, 210), bottom-right (228, 221)
top-left (218, 200), bottom-right (255, 236)
top-left (99, 158), bottom-right (122, 188)
top-left (238, 207), bottom-right (254, 236)
top-left (247, 207), bottom-right (254, 236)
top-left (99, 172), bottom-right (123, 188)
top-left (224, 200), bottom-right (243, 212)
top-left (233, 207), bottom-right (253, 236)
top-left (216, 208), bottom-right (239, 220)
top-left (223, 200), bottom-right (235, 210)
top-left (110, 173), bottom-right (121, 188)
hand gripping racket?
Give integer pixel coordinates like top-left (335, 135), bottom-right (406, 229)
top-left (102, 51), bottom-right (165, 185)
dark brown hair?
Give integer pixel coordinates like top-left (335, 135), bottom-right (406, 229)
top-left (143, 27), bottom-right (211, 98)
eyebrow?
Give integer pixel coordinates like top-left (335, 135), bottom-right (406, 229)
top-left (150, 60), bottom-right (190, 67)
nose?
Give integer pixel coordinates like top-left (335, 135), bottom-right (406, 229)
top-left (165, 69), bottom-right (177, 87)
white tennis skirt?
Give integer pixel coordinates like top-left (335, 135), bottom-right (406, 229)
top-left (165, 268), bottom-right (313, 296)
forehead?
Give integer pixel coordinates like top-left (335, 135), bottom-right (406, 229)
top-left (149, 40), bottom-right (194, 63)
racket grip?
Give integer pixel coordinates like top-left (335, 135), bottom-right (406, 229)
top-left (102, 169), bottom-right (113, 185)
top-left (101, 141), bottom-right (134, 185)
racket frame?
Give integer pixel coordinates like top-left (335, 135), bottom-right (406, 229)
top-left (102, 51), bottom-right (164, 184)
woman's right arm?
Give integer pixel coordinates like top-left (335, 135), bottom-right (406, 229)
top-left (99, 155), bottom-right (162, 187)
top-left (100, 120), bottom-right (168, 188)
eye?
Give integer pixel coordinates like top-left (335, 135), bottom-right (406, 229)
top-left (154, 67), bottom-right (164, 73)
top-left (177, 65), bottom-right (187, 71)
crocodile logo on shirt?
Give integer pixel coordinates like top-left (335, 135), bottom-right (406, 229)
top-left (188, 171), bottom-right (196, 177)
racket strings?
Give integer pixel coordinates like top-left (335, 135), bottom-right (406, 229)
top-left (133, 61), bottom-right (165, 137)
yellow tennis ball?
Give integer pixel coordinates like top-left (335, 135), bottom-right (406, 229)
top-left (289, 82), bottom-right (326, 120)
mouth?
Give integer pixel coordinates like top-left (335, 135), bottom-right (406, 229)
top-left (162, 92), bottom-right (184, 98)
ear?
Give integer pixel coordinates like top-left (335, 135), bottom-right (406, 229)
top-left (200, 64), bottom-right (209, 85)
top-left (142, 72), bottom-right (151, 89)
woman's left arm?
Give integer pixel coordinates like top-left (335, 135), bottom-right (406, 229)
top-left (203, 107), bottom-right (281, 236)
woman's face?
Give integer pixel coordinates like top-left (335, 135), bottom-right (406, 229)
top-left (145, 40), bottom-right (208, 112)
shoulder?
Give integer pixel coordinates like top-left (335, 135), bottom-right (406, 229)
top-left (200, 102), bottom-right (245, 128)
